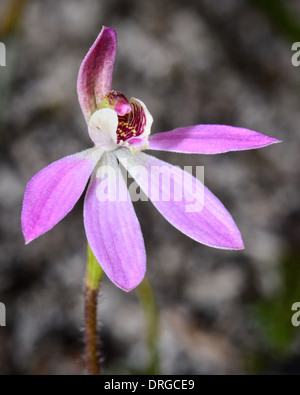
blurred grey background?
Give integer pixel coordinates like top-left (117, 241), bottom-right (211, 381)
top-left (0, 0), bottom-right (299, 375)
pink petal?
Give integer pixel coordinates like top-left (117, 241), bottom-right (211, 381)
top-left (22, 148), bottom-right (102, 244)
top-left (148, 125), bottom-right (281, 154)
top-left (77, 27), bottom-right (117, 122)
top-left (116, 150), bottom-right (244, 250)
top-left (84, 152), bottom-right (146, 291)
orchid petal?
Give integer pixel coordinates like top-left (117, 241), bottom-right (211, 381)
top-left (22, 147), bottom-right (102, 244)
top-left (84, 151), bottom-right (146, 291)
top-left (116, 150), bottom-right (244, 250)
top-left (77, 26), bottom-right (117, 122)
top-left (148, 125), bottom-right (281, 154)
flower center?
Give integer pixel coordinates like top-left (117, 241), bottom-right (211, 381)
top-left (89, 90), bottom-right (153, 153)
top-left (116, 100), bottom-right (147, 145)
top-left (117, 121), bottom-right (137, 143)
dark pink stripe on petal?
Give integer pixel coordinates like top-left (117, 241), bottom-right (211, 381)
top-left (77, 27), bottom-right (117, 122)
top-left (84, 152), bottom-right (146, 291)
top-left (148, 125), bottom-right (281, 154)
top-left (22, 148), bottom-right (101, 244)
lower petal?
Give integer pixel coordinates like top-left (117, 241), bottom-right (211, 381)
top-left (22, 147), bottom-right (102, 243)
top-left (116, 149), bottom-right (244, 250)
top-left (84, 151), bottom-right (146, 291)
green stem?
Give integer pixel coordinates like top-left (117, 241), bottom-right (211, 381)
top-left (85, 244), bottom-right (103, 375)
top-left (136, 276), bottom-right (159, 374)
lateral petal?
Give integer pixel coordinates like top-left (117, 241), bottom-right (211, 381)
top-left (148, 125), bottom-right (281, 154)
top-left (22, 147), bottom-right (102, 243)
top-left (116, 149), bottom-right (244, 250)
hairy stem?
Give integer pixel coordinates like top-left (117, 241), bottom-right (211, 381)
top-left (85, 244), bottom-right (103, 375)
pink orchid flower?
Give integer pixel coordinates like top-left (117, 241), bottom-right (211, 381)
top-left (22, 27), bottom-right (280, 291)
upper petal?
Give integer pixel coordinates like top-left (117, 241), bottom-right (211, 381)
top-left (84, 151), bottom-right (146, 291)
top-left (22, 147), bottom-right (102, 244)
top-left (148, 125), bottom-right (281, 154)
top-left (116, 149), bottom-right (244, 250)
top-left (77, 27), bottom-right (117, 122)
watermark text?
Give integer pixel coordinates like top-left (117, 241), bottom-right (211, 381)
top-left (291, 302), bottom-right (300, 327)
top-left (0, 302), bottom-right (6, 326)
top-left (291, 42), bottom-right (300, 67)
top-left (95, 162), bottom-right (205, 213)
top-left (0, 42), bottom-right (6, 67)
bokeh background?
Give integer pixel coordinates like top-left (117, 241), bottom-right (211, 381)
top-left (0, 0), bottom-right (299, 375)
